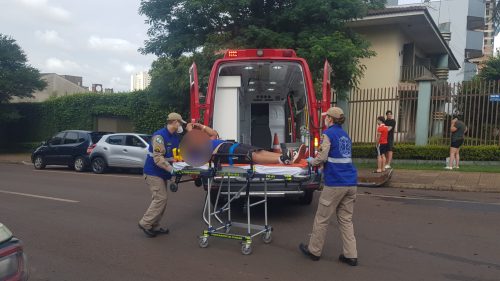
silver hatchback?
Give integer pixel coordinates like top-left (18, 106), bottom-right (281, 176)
top-left (90, 133), bottom-right (151, 173)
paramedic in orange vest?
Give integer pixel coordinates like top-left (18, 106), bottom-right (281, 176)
top-left (299, 107), bottom-right (358, 266)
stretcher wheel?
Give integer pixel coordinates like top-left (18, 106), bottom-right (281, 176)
top-left (241, 243), bottom-right (252, 255)
top-left (194, 178), bottom-right (202, 187)
top-left (169, 182), bottom-right (178, 192)
top-left (262, 232), bottom-right (272, 244)
top-left (199, 237), bottom-right (209, 248)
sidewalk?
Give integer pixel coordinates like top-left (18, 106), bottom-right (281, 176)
top-left (359, 168), bottom-right (500, 193)
top-left (0, 153), bottom-right (31, 164)
top-left (1, 153), bottom-right (499, 193)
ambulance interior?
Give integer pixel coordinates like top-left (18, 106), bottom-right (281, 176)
top-left (213, 61), bottom-right (310, 151)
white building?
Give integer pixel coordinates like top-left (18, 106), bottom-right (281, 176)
top-left (12, 73), bottom-right (89, 103)
top-left (130, 71), bottom-right (151, 91)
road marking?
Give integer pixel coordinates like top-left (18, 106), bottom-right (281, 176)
top-left (0, 189), bottom-right (79, 203)
top-left (358, 193), bottom-right (500, 206)
top-left (32, 169), bottom-right (142, 179)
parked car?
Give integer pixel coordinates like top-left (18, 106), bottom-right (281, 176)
top-left (0, 223), bottom-right (29, 281)
top-left (31, 130), bottom-right (109, 172)
top-left (90, 133), bottom-right (151, 174)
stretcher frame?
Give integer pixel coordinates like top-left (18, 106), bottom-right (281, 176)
top-left (172, 152), bottom-right (313, 255)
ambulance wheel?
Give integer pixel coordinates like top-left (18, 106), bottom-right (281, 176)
top-left (73, 156), bottom-right (86, 172)
top-left (299, 190), bottom-right (314, 205)
top-left (262, 232), bottom-right (272, 244)
top-left (169, 182), bottom-right (178, 192)
top-left (91, 157), bottom-right (107, 174)
top-left (199, 237), bottom-right (209, 248)
top-left (241, 243), bottom-right (252, 255)
top-left (33, 155), bottom-right (46, 169)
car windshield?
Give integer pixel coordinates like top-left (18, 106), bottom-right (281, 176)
top-left (139, 135), bottom-right (152, 144)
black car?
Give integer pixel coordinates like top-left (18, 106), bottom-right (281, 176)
top-left (0, 223), bottom-right (29, 281)
top-left (31, 130), bottom-right (109, 172)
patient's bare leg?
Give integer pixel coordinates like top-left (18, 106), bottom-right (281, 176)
top-left (251, 151), bottom-right (284, 164)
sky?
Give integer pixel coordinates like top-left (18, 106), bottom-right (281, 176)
top-left (0, 0), bottom-right (155, 92)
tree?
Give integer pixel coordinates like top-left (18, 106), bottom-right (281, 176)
top-left (0, 34), bottom-right (47, 104)
top-left (140, 0), bottom-right (385, 92)
top-left (479, 52), bottom-right (500, 81)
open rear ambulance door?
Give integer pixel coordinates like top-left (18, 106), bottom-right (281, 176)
top-left (321, 60), bottom-right (333, 127)
top-left (189, 62), bottom-right (201, 122)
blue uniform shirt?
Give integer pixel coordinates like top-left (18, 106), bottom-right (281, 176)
top-left (322, 124), bottom-right (358, 187)
top-left (143, 128), bottom-right (180, 180)
top-left (211, 139), bottom-right (225, 150)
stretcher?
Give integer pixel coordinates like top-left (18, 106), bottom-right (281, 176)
top-left (171, 153), bottom-right (313, 255)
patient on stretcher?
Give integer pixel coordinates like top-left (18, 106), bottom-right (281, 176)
top-left (184, 123), bottom-right (307, 165)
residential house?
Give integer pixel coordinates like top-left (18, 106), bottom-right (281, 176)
top-left (346, 6), bottom-right (460, 143)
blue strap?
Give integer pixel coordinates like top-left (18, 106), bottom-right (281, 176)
top-left (228, 143), bottom-right (240, 166)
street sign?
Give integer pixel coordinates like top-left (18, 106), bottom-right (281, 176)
top-left (490, 94), bottom-right (500, 102)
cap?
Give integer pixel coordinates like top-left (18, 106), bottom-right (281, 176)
top-left (167, 112), bottom-right (187, 124)
top-left (321, 107), bottom-right (344, 118)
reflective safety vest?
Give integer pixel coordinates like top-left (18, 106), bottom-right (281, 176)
top-left (323, 124), bottom-right (357, 187)
top-left (143, 127), bottom-right (180, 180)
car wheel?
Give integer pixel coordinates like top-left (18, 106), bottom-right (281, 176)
top-left (73, 156), bottom-right (86, 172)
top-left (91, 157), bottom-right (107, 174)
top-left (33, 155), bottom-right (46, 169)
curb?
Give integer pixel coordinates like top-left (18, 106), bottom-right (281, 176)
top-left (0, 160), bottom-right (31, 166)
top-left (386, 182), bottom-right (500, 193)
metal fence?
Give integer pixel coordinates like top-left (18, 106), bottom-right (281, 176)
top-left (347, 81), bottom-right (500, 146)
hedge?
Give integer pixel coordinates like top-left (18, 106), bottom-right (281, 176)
top-left (353, 144), bottom-right (500, 161)
top-left (0, 91), bottom-right (180, 145)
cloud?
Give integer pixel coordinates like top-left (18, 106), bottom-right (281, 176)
top-left (35, 30), bottom-right (69, 48)
top-left (88, 36), bottom-right (138, 53)
top-left (45, 57), bottom-right (81, 73)
top-left (122, 63), bottom-right (136, 73)
top-left (18, 0), bottom-right (71, 22)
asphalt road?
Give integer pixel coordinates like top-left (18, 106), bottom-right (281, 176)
top-left (1, 163), bottom-right (500, 281)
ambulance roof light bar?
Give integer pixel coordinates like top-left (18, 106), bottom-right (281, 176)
top-left (224, 49), bottom-right (297, 59)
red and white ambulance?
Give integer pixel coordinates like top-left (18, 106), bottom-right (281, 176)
top-left (189, 49), bottom-right (333, 204)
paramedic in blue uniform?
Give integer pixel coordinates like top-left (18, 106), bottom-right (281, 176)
top-left (138, 112), bottom-right (186, 238)
top-left (299, 107), bottom-right (359, 266)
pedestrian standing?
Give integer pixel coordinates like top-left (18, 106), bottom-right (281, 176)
top-left (138, 112), bottom-right (186, 237)
top-left (376, 116), bottom-right (389, 173)
top-left (299, 107), bottom-right (358, 266)
top-left (384, 110), bottom-right (396, 169)
top-left (446, 115), bottom-right (467, 170)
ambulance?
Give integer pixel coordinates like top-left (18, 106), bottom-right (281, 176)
top-left (189, 49), bottom-right (333, 204)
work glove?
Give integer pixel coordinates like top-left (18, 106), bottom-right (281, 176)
top-left (306, 157), bottom-right (315, 164)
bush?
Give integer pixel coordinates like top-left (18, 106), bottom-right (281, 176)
top-left (353, 144), bottom-right (500, 161)
top-left (0, 91), bottom-right (178, 145)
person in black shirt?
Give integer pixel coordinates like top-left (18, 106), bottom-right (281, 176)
top-left (446, 115), bottom-right (467, 170)
top-left (384, 110), bottom-right (396, 169)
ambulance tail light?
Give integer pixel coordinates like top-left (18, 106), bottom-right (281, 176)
top-left (314, 137), bottom-right (319, 149)
top-left (87, 144), bottom-right (96, 155)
